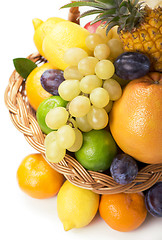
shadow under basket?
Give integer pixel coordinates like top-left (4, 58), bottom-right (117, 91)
top-left (4, 52), bottom-right (162, 194)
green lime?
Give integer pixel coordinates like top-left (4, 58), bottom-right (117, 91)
top-left (36, 96), bottom-right (68, 134)
top-left (75, 129), bottom-right (117, 172)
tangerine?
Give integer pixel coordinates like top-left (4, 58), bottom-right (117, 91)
top-left (25, 62), bottom-right (56, 110)
top-left (99, 192), bottom-right (147, 232)
top-left (17, 153), bottom-right (64, 199)
top-left (109, 72), bottom-right (162, 164)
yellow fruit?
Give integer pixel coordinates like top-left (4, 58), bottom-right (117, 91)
top-left (57, 180), bottom-right (99, 231)
top-left (96, 25), bottom-right (113, 42)
top-left (42, 21), bottom-right (92, 70)
top-left (99, 192), bottom-right (147, 232)
top-left (33, 17), bottom-right (66, 56)
top-left (120, 7), bottom-right (162, 72)
top-left (25, 62), bottom-right (55, 110)
top-left (109, 72), bottom-right (162, 164)
top-left (111, 26), bottom-right (120, 40)
top-left (17, 153), bottom-right (64, 199)
top-left (66, 1), bottom-right (162, 72)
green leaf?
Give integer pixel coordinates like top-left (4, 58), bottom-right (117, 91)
top-left (99, 8), bottom-right (117, 17)
top-left (60, 1), bottom-right (107, 10)
top-left (95, 0), bottom-right (115, 7)
top-left (90, 15), bottom-right (107, 25)
top-left (119, 6), bottom-right (128, 14)
top-left (106, 21), bottom-right (118, 34)
top-left (13, 58), bottom-right (37, 79)
top-left (80, 9), bottom-right (103, 18)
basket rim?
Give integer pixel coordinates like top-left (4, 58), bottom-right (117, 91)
top-left (4, 52), bottom-right (162, 194)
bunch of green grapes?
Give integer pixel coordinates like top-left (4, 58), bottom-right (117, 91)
top-left (45, 107), bottom-right (83, 163)
top-left (44, 31), bottom-right (123, 164)
top-left (62, 32), bottom-right (123, 130)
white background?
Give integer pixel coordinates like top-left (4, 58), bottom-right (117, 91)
top-left (1, 1), bottom-right (162, 240)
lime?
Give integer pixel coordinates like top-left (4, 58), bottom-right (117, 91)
top-left (36, 96), bottom-right (68, 134)
top-left (75, 129), bottom-right (117, 172)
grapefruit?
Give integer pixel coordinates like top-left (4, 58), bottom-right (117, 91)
top-left (109, 72), bottom-right (162, 164)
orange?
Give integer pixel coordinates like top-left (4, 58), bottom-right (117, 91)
top-left (99, 192), bottom-right (147, 232)
top-left (109, 72), bottom-right (162, 164)
top-left (25, 62), bottom-right (56, 110)
top-left (17, 153), bottom-right (64, 199)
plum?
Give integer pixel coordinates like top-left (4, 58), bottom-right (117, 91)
top-left (114, 52), bottom-right (151, 80)
top-left (110, 153), bottom-right (138, 184)
top-left (145, 182), bottom-right (162, 217)
top-left (40, 69), bottom-right (65, 95)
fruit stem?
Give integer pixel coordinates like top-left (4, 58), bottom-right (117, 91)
top-left (68, 5), bottom-right (80, 24)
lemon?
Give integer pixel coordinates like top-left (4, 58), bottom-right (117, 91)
top-left (33, 17), bottom-right (66, 56)
top-left (42, 21), bottom-right (92, 70)
top-left (57, 180), bottom-right (99, 231)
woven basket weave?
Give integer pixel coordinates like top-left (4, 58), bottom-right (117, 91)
top-left (4, 9), bottom-right (162, 194)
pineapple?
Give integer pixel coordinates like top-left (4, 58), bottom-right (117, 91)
top-left (61, 0), bottom-right (162, 72)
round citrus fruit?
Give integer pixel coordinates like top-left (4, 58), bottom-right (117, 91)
top-left (57, 180), bottom-right (99, 231)
top-left (17, 153), bottom-right (64, 199)
top-left (75, 129), bottom-right (117, 172)
top-left (25, 62), bottom-right (56, 110)
top-left (99, 192), bottom-right (147, 232)
top-left (109, 72), bottom-right (162, 164)
top-left (42, 21), bottom-right (92, 70)
top-left (33, 17), bottom-right (66, 56)
top-left (36, 96), bottom-right (68, 134)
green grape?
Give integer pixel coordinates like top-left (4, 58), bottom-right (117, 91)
top-left (45, 140), bottom-right (66, 163)
top-left (45, 107), bottom-right (69, 130)
top-left (94, 43), bottom-right (111, 60)
top-left (69, 95), bottom-right (91, 118)
top-left (107, 39), bottom-right (123, 60)
top-left (68, 117), bottom-right (78, 128)
top-left (44, 131), bottom-right (57, 148)
top-left (96, 26), bottom-right (113, 42)
top-left (63, 47), bottom-right (88, 66)
top-left (67, 128), bottom-right (83, 152)
top-left (58, 80), bottom-right (81, 101)
top-left (103, 78), bottom-right (122, 101)
top-left (76, 115), bottom-right (92, 132)
top-left (56, 125), bottom-right (75, 149)
top-left (90, 87), bottom-right (109, 108)
top-left (104, 100), bottom-right (113, 113)
top-left (85, 33), bottom-right (105, 51)
top-left (78, 56), bottom-right (99, 76)
top-left (95, 59), bottom-right (115, 80)
top-left (64, 66), bottom-right (83, 80)
top-left (87, 106), bottom-right (108, 130)
top-left (79, 75), bottom-right (102, 94)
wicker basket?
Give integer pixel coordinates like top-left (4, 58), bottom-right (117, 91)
top-left (4, 8), bottom-right (162, 195)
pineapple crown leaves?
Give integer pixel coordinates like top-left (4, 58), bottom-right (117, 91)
top-left (61, 0), bottom-right (145, 33)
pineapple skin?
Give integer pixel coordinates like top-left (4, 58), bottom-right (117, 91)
top-left (120, 7), bottom-right (162, 72)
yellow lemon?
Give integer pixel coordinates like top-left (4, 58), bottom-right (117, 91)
top-left (33, 17), bottom-right (66, 56)
top-left (42, 21), bottom-right (92, 70)
top-left (57, 180), bottom-right (99, 231)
